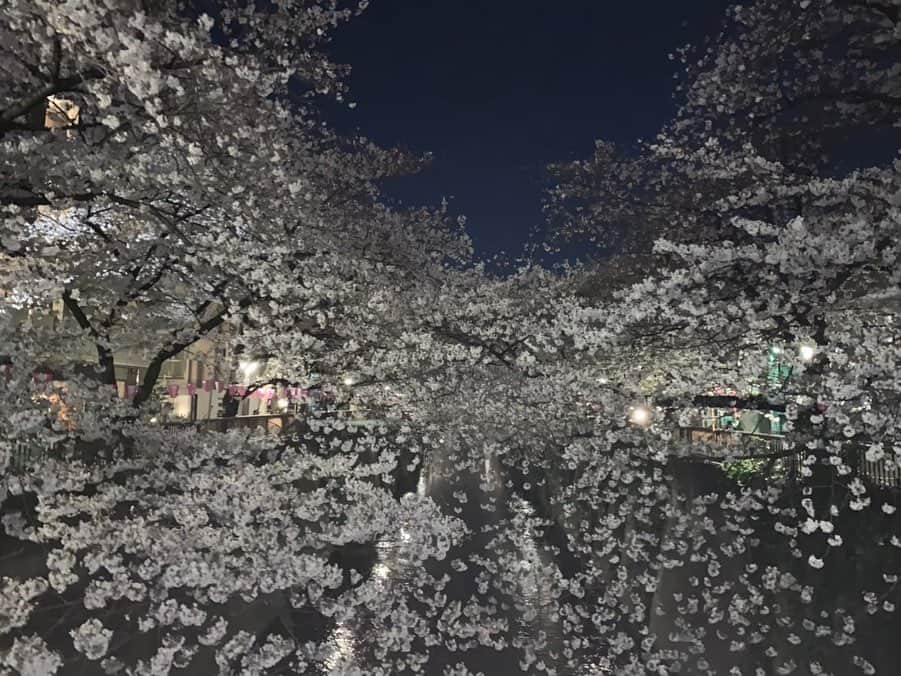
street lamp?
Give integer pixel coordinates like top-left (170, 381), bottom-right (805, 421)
top-left (799, 344), bottom-right (816, 362)
top-left (629, 405), bottom-right (652, 427)
top-left (239, 360), bottom-right (259, 378)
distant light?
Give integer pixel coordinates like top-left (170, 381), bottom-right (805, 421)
top-left (770, 346), bottom-right (782, 355)
top-left (239, 360), bottom-right (259, 376)
top-left (629, 405), bottom-right (652, 427)
top-left (598, 377), bottom-right (609, 385)
top-left (149, 417), bottom-right (158, 424)
top-left (799, 344), bottom-right (816, 362)
top-left (277, 397), bottom-right (289, 410)
top-left (343, 375), bottom-right (355, 386)
top-left (371, 562), bottom-right (392, 579)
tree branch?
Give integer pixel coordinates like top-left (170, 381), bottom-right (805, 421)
top-left (132, 295), bottom-right (254, 407)
top-left (61, 289), bottom-right (116, 385)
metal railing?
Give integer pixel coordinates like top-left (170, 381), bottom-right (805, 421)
top-left (857, 456), bottom-right (901, 490)
top-left (196, 413), bottom-right (293, 435)
top-left (194, 413), bottom-right (380, 435)
top-left (676, 427), bottom-right (788, 457)
top-left (677, 427), bottom-right (900, 489)
top-left (7, 437), bottom-right (63, 473)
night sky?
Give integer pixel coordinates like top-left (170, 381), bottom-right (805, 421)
top-left (326, 1), bottom-right (731, 261)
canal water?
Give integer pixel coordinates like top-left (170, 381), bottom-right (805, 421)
top-left (314, 454), bottom-right (612, 675)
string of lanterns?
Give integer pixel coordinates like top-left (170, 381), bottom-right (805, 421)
top-left (160, 382), bottom-right (315, 401)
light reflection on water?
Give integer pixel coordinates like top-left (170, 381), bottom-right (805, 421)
top-left (417, 470), bottom-right (428, 497)
top-left (318, 466), bottom-right (613, 674)
top-left (370, 562), bottom-right (392, 580)
top-left (322, 624), bottom-right (357, 675)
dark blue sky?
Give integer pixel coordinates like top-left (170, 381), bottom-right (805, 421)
top-left (326, 1), bottom-right (730, 260)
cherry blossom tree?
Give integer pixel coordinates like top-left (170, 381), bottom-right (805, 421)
top-left (0, 1), bottom-right (474, 673)
top-left (541, 0), bottom-right (901, 673)
top-left (0, 0), bottom-right (467, 408)
top-left (547, 0), bottom-right (901, 254)
top-left (3, 0), bottom-right (901, 674)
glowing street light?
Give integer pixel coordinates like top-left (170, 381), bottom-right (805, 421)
top-left (629, 405), bottom-right (652, 427)
top-left (342, 375), bottom-right (355, 387)
top-left (799, 344), bottom-right (816, 362)
top-left (239, 360), bottom-right (259, 377)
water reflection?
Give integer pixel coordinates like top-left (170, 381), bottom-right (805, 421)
top-left (323, 624), bottom-right (357, 674)
top-left (417, 470), bottom-right (429, 497)
top-left (317, 456), bottom-right (612, 674)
